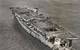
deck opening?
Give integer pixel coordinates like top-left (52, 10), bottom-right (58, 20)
top-left (45, 28), bottom-right (58, 32)
top-left (48, 36), bottom-right (56, 44)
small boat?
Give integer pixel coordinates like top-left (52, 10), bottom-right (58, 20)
top-left (10, 7), bottom-right (78, 50)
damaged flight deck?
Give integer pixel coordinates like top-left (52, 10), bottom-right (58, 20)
top-left (10, 7), bottom-right (78, 50)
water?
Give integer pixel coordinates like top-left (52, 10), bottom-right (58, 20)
top-left (0, 0), bottom-right (80, 50)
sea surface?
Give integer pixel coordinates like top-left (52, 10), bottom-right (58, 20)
top-left (0, 0), bottom-right (80, 50)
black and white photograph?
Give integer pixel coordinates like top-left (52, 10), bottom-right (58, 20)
top-left (0, 0), bottom-right (80, 50)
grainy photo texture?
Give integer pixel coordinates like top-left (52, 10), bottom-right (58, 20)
top-left (0, 0), bottom-right (80, 50)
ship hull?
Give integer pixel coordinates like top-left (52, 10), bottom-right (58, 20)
top-left (14, 16), bottom-right (75, 50)
top-left (10, 7), bottom-right (76, 50)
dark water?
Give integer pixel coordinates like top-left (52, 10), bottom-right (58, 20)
top-left (0, 0), bottom-right (80, 50)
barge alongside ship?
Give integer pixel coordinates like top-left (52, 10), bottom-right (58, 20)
top-left (10, 7), bottom-right (78, 50)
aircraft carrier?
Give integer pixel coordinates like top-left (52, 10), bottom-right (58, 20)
top-left (10, 7), bottom-right (78, 50)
